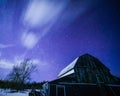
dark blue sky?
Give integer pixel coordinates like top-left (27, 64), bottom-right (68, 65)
top-left (0, 0), bottom-right (120, 82)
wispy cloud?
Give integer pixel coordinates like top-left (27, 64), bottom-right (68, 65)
top-left (0, 55), bottom-right (43, 69)
top-left (21, 32), bottom-right (39, 49)
top-left (22, 0), bottom-right (96, 41)
top-left (21, 0), bottom-right (68, 41)
top-left (23, 0), bottom-right (66, 27)
top-left (14, 56), bottom-right (45, 66)
top-left (32, 59), bottom-right (47, 66)
top-left (0, 59), bottom-right (14, 69)
top-left (21, 0), bottom-right (100, 43)
top-left (0, 44), bottom-right (14, 49)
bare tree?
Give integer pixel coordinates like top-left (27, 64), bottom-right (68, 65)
top-left (8, 58), bottom-right (36, 84)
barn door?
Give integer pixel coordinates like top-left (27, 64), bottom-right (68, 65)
top-left (56, 85), bottom-right (66, 96)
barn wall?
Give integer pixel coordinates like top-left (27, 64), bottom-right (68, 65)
top-left (48, 83), bottom-right (120, 96)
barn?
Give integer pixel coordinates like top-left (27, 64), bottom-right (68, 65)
top-left (43, 54), bottom-right (120, 96)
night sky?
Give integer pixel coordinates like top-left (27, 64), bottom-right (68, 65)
top-left (0, 0), bottom-right (120, 82)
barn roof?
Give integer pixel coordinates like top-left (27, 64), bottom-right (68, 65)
top-left (58, 57), bottom-right (78, 78)
top-left (58, 53), bottom-right (110, 79)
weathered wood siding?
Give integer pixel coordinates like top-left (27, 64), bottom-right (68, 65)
top-left (74, 54), bottom-right (117, 84)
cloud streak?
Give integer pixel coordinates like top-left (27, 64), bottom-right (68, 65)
top-left (14, 56), bottom-right (41, 66)
top-left (0, 44), bottom-right (14, 49)
top-left (21, 0), bottom-right (69, 42)
top-left (0, 55), bottom-right (43, 69)
top-left (20, 0), bottom-right (101, 49)
top-left (23, 0), bottom-right (66, 27)
top-left (21, 32), bottom-right (39, 49)
top-left (0, 59), bottom-right (14, 69)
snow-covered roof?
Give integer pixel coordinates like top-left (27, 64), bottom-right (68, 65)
top-left (58, 69), bottom-right (75, 78)
top-left (58, 57), bottom-right (78, 78)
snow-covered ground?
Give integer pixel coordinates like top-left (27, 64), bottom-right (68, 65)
top-left (0, 92), bottom-right (28, 96)
top-left (0, 89), bottom-right (29, 96)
